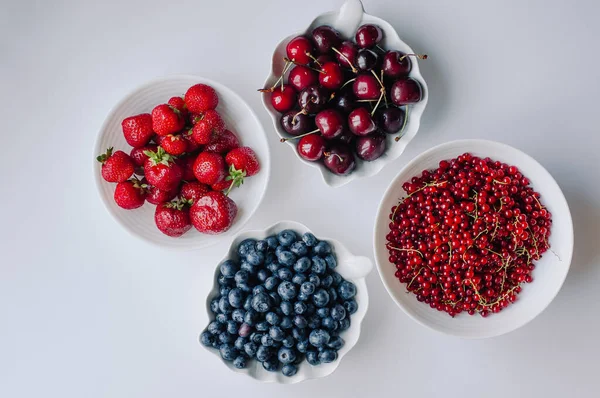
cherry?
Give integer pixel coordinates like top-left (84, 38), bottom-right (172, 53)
top-left (391, 78), bottom-right (422, 105)
top-left (298, 85), bottom-right (327, 114)
top-left (355, 24), bottom-right (383, 48)
top-left (332, 88), bottom-right (356, 114)
top-left (297, 134), bottom-right (325, 161)
top-left (270, 84), bottom-right (297, 112)
top-left (286, 36), bottom-right (314, 65)
top-left (280, 110), bottom-right (314, 136)
top-left (348, 107), bottom-right (377, 136)
top-left (377, 107), bottom-right (406, 134)
top-left (316, 54), bottom-right (334, 65)
top-left (315, 109), bottom-right (345, 139)
top-left (355, 48), bottom-right (379, 72)
top-left (323, 144), bottom-right (355, 175)
top-left (336, 129), bottom-right (355, 145)
top-left (383, 50), bottom-right (411, 77)
top-left (353, 74), bottom-right (381, 100)
top-left (318, 62), bottom-right (344, 90)
top-left (289, 65), bottom-right (318, 91)
top-left (355, 134), bottom-right (386, 161)
top-left (334, 41), bottom-right (358, 70)
top-left (311, 25), bottom-right (341, 54)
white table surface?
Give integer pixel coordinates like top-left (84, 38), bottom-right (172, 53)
top-left (2, 0), bottom-right (599, 396)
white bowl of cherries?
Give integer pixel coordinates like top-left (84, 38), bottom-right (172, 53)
top-left (260, 0), bottom-right (428, 188)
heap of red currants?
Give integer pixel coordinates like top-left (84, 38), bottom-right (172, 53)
top-left (386, 153), bottom-right (552, 317)
top-left (261, 24), bottom-right (426, 176)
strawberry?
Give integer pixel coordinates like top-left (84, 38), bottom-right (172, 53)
top-left (212, 164), bottom-right (246, 194)
top-left (154, 200), bottom-right (192, 237)
top-left (146, 184), bottom-right (178, 205)
top-left (211, 179), bottom-right (233, 192)
top-left (130, 145), bottom-right (158, 167)
top-left (193, 152), bottom-right (226, 185)
top-left (190, 191), bottom-right (238, 234)
top-left (225, 146), bottom-right (260, 177)
top-left (184, 84), bottom-right (218, 113)
top-left (204, 129), bottom-right (240, 154)
top-left (191, 110), bottom-right (225, 144)
top-left (122, 113), bottom-right (154, 148)
top-left (152, 104), bottom-right (185, 136)
top-left (114, 178), bottom-right (146, 209)
top-left (175, 155), bottom-right (197, 181)
top-left (161, 134), bottom-right (188, 156)
top-left (180, 181), bottom-right (210, 203)
top-left (167, 96), bottom-right (187, 117)
top-left (143, 147), bottom-right (183, 191)
top-left (183, 130), bottom-right (200, 153)
top-left (97, 147), bottom-right (135, 183)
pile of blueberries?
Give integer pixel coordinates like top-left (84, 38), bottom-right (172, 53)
top-left (200, 229), bottom-right (358, 377)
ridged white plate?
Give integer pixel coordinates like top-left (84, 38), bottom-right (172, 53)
top-left (201, 220), bottom-right (373, 383)
top-left (261, 0), bottom-right (428, 188)
top-left (373, 140), bottom-right (573, 338)
top-left (93, 75), bottom-right (271, 250)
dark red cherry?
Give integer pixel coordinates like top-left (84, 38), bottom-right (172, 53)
top-left (355, 24), bottom-right (383, 48)
top-left (315, 109), bottom-right (345, 139)
top-left (281, 110), bottom-right (314, 136)
top-left (377, 107), bottom-right (406, 134)
top-left (335, 41), bottom-right (358, 70)
top-left (337, 129), bottom-right (355, 145)
top-left (332, 89), bottom-right (356, 114)
top-left (298, 85), bottom-right (327, 114)
top-left (319, 62), bottom-right (344, 90)
top-left (391, 78), bottom-right (422, 105)
top-left (348, 107), bottom-right (377, 136)
top-left (382, 50), bottom-right (411, 77)
top-left (297, 134), bottom-right (325, 161)
top-left (271, 84), bottom-right (297, 113)
top-left (286, 36), bottom-right (314, 65)
top-left (355, 134), bottom-right (386, 161)
top-left (353, 74), bottom-right (381, 100)
top-left (324, 144), bottom-right (355, 175)
top-left (355, 48), bottom-right (379, 72)
top-left (288, 65), bottom-right (318, 92)
top-left (311, 25), bottom-right (341, 54)
top-left (316, 54), bottom-right (334, 65)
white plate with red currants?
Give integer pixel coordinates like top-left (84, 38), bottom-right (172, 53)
top-left (373, 140), bottom-right (573, 338)
top-left (260, 0), bottom-right (428, 187)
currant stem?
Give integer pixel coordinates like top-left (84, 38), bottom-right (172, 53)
top-left (280, 129), bottom-right (319, 142)
top-left (331, 47), bottom-right (357, 73)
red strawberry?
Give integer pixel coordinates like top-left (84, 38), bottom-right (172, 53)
top-left (97, 147), bottom-right (135, 183)
top-left (152, 104), bottom-right (185, 136)
top-left (212, 164), bottom-right (246, 194)
top-left (211, 179), bottom-right (232, 192)
top-left (176, 155), bottom-right (197, 181)
top-left (193, 152), bottom-right (226, 185)
top-left (167, 96), bottom-right (187, 117)
top-left (204, 129), bottom-right (240, 154)
top-left (191, 110), bottom-right (225, 144)
top-left (183, 130), bottom-right (201, 153)
top-left (143, 147), bottom-right (183, 191)
top-left (130, 145), bottom-right (158, 167)
top-left (225, 147), bottom-right (260, 177)
top-left (154, 200), bottom-right (192, 237)
top-left (122, 113), bottom-right (154, 148)
top-left (190, 191), bottom-right (238, 234)
top-left (180, 181), bottom-right (210, 203)
top-left (185, 84), bottom-right (218, 113)
top-left (146, 184), bottom-right (178, 205)
top-left (161, 134), bottom-right (188, 156)
top-left (114, 178), bottom-right (146, 209)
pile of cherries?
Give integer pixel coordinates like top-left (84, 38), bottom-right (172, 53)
top-left (386, 153), bottom-right (552, 317)
top-left (262, 24), bottom-right (426, 176)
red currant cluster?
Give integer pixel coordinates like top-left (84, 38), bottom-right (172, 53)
top-left (386, 153), bottom-right (552, 317)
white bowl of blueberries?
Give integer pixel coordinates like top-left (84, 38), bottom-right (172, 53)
top-left (199, 221), bottom-right (373, 383)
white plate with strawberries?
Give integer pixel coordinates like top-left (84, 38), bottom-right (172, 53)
top-left (94, 75), bottom-right (270, 249)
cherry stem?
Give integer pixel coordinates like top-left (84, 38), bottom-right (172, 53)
top-left (258, 60), bottom-right (292, 92)
top-left (331, 47), bottom-right (357, 73)
top-left (284, 57), bottom-right (325, 74)
top-left (280, 129), bottom-right (319, 142)
top-left (323, 151), bottom-right (343, 162)
top-left (340, 77), bottom-right (356, 90)
top-left (395, 106), bottom-right (409, 142)
top-left (398, 54), bottom-right (428, 62)
top-left (292, 109), bottom-right (307, 125)
top-left (306, 52), bottom-right (322, 66)
top-left (371, 92), bottom-right (384, 116)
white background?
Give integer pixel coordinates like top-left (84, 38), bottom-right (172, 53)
top-left (2, 0), bottom-right (599, 397)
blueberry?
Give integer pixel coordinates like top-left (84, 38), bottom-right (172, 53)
top-left (277, 250), bottom-right (296, 267)
top-left (290, 241), bottom-right (308, 256)
top-left (324, 254), bottom-right (337, 269)
top-left (219, 332), bottom-right (234, 344)
top-left (331, 304), bottom-right (346, 320)
top-left (344, 299), bottom-right (358, 315)
top-left (282, 335), bottom-right (295, 348)
top-left (240, 261), bottom-right (256, 275)
top-left (338, 281), bottom-right (357, 300)
top-left (211, 339), bottom-right (220, 349)
top-left (332, 271), bottom-right (343, 286)
top-left (320, 274), bottom-right (333, 288)
top-left (311, 257), bottom-right (327, 274)
top-left (317, 308), bottom-right (330, 318)
top-left (275, 246), bottom-right (285, 257)
top-left (270, 326), bottom-right (285, 341)
top-left (215, 314), bottom-right (228, 324)
top-left (226, 320), bottom-right (238, 334)
top-left (233, 355), bottom-right (247, 369)
top-left (280, 301), bottom-right (293, 316)
top-left (277, 281), bottom-right (297, 300)
top-left (305, 303), bottom-right (315, 315)
top-left (262, 358), bottom-right (279, 372)
top-left (256, 240), bottom-right (269, 252)
top-left (277, 267), bottom-right (293, 281)
top-left (319, 350), bottom-right (337, 363)
top-left (207, 321), bottom-right (222, 335)
top-left (280, 316), bottom-right (293, 329)
top-left (228, 288), bottom-right (244, 308)
top-left (269, 292), bottom-right (281, 306)
top-left (314, 241), bottom-right (331, 256)
top-left (266, 312), bottom-right (280, 326)
top-left (309, 329), bottom-right (330, 347)
top-left (264, 277), bottom-right (279, 291)
top-left (328, 287), bottom-right (338, 302)
top-left (219, 344), bottom-right (237, 361)
top-left (296, 292), bottom-right (309, 301)
top-left (307, 314), bottom-right (321, 329)
top-left (251, 293), bottom-right (271, 313)
top-left (292, 327), bottom-right (307, 340)
top-left (256, 345), bottom-right (272, 361)
top-left (306, 350), bottom-right (320, 365)
top-left (234, 270), bottom-right (249, 286)
top-left (321, 317), bottom-right (337, 330)
top-left (243, 295), bottom-right (253, 311)
top-left (292, 273), bottom-right (307, 285)
top-left (251, 286), bottom-right (266, 296)
top-left (257, 269), bottom-right (270, 282)
top-left (266, 262), bottom-right (280, 273)
top-left (296, 339), bottom-right (309, 353)
top-left (278, 347), bottom-right (297, 364)
top-left (232, 309), bottom-right (245, 323)
top-left (277, 230), bottom-right (297, 247)
top-left (256, 321), bottom-right (269, 332)
top-left (261, 334), bottom-right (275, 346)
top-left (210, 299), bottom-right (219, 314)
top-left (244, 341), bottom-right (258, 357)
top-left (246, 251), bottom-right (265, 266)
top-left (338, 318), bottom-right (350, 331)
top-left (234, 337), bottom-right (247, 351)
top-left (238, 238), bottom-right (257, 256)
top-left (220, 260), bottom-right (239, 278)
top-left (217, 274), bottom-right (230, 286)
top-left (239, 323), bottom-right (252, 337)
top-left (250, 332), bottom-right (263, 344)
top-left (308, 273), bottom-right (321, 286)
top-left (219, 286), bottom-right (231, 297)
top-left (266, 236), bottom-right (279, 249)
top-left (199, 331), bottom-right (213, 346)
top-left (302, 232), bottom-right (318, 247)
top-left (312, 289), bottom-right (330, 307)
top-left (300, 282), bottom-right (315, 296)
top-left (293, 257), bottom-right (311, 273)
top-left (265, 252), bottom-right (277, 264)
top-left (294, 301), bottom-right (307, 314)
top-left (328, 336), bottom-right (345, 350)
top-left (281, 364), bottom-right (297, 377)
top-left (293, 315), bottom-right (308, 328)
